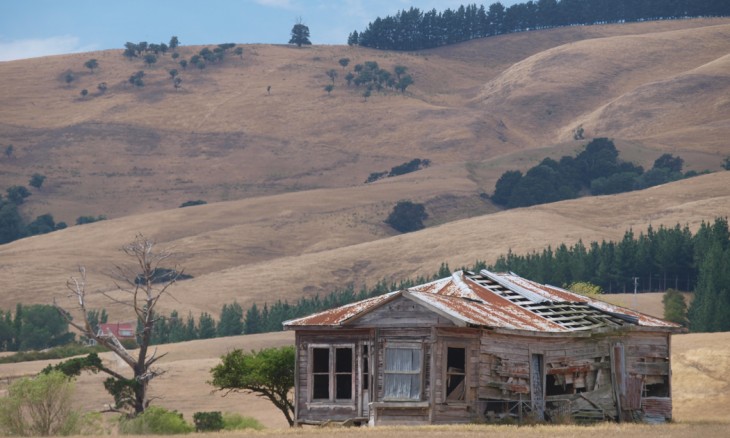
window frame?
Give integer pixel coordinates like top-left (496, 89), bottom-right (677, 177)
top-left (383, 342), bottom-right (424, 401)
top-left (308, 343), bottom-right (355, 403)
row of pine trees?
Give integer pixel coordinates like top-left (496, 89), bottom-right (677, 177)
top-left (351, 0), bottom-right (730, 50)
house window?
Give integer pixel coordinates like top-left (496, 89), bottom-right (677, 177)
top-left (384, 345), bottom-right (422, 400)
top-left (119, 329), bottom-right (133, 337)
top-left (310, 345), bottom-right (354, 402)
top-left (446, 347), bottom-right (466, 401)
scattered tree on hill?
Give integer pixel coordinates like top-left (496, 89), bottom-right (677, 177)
top-left (397, 75), bottom-right (414, 93)
top-left (84, 58), bottom-right (98, 73)
top-left (80, 89), bottom-right (88, 97)
top-left (168, 69), bottom-right (178, 79)
top-left (338, 58), bottom-right (350, 69)
top-left (347, 30), bottom-right (359, 46)
top-left (97, 82), bottom-right (107, 93)
top-left (143, 54), bottom-right (157, 67)
top-left (76, 215), bottom-right (106, 225)
top-left (323, 84), bottom-right (334, 95)
top-left (288, 19), bottom-right (311, 47)
top-left (6, 186), bottom-right (31, 205)
top-left (234, 47), bottom-right (244, 59)
top-left (64, 72), bottom-right (74, 84)
top-left (169, 36), bottom-right (179, 51)
top-left (179, 59), bottom-right (188, 70)
top-left (325, 69), bottom-right (337, 84)
top-left (28, 173), bottom-right (46, 190)
top-left (173, 77), bottom-right (182, 90)
top-left (52, 235), bottom-right (185, 415)
top-left (210, 346), bottom-right (296, 426)
top-left (385, 200), bottom-right (428, 233)
top-left (129, 71), bottom-right (145, 87)
top-left (4, 145), bottom-right (13, 159)
top-left (394, 65), bottom-right (407, 79)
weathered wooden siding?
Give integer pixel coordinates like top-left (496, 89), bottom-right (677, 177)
top-left (477, 330), bottom-right (672, 422)
top-left (295, 330), bottom-right (370, 424)
top-left (350, 296), bottom-right (455, 328)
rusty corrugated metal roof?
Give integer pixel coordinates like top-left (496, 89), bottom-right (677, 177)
top-left (282, 271), bottom-right (681, 331)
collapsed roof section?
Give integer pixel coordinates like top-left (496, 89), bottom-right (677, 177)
top-left (283, 270), bottom-right (681, 333)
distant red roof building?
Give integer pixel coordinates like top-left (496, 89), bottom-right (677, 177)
top-left (97, 322), bottom-right (136, 340)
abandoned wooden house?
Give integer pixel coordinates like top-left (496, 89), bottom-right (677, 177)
top-left (283, 270), bottom-right (682, 426)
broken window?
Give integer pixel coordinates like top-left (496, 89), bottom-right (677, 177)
top-left (310, 345), bottom-right (354, 402)
top-left (446, 347), bottom-right (466, 401)
top-left (384, 345), bottom-right (422, 400)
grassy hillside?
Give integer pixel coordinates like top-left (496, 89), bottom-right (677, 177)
top-left (1, 19), bottom-right (728, 223)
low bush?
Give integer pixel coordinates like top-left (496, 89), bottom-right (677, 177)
top-left (222, 412), bottom-right (264, 431)
top-left (118, 406), bottom-right (194, 435)
top-left (193, 411), bottom-right (223, 432)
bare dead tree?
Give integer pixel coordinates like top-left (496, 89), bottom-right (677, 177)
top-left (54, 234), bottom-right (184, 415)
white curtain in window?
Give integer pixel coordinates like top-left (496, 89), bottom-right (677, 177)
top-left (384, 347), bottom-right (421, 400)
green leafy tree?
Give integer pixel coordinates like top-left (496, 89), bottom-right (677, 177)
top-left (17, 304), bottom-right (74, 351)
top-left (169, 36), bottom-right (179, 50)
top-left (84, 58), bottom-right (98, 73)
top-left (338, 57), bottom-right (350, 69)
top-left (179, 59), bottom-right (188, 69)
top-left (0, 371), bottom-right (95, 436)
top-left (567, 281), bottom-right (603, 297)
top-left (169, 68), bottom-right (178, 79)
top-left (28, 173), bottom-right (46, 190)
top-left (662, 289), bottom-right (688, 326)
top-left (210, 346), bottom-right (295, 426)
top-left (244, 304), bottom-right (262, 335)
top-left (53, 235), bottom-right (185, 415)
top-left (385, 200), bottom-right (428, 233)
top-left (64, 72), bottom-right (74, 84)
top-left (288, 20), bottom-right (311, 47)
top-left (80, 89), bottom-right (88, 97)
top-left (323, 84), bottom-right (334, 95)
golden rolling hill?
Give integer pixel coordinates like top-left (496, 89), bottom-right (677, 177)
top-left (0, 18), bottom-right (729, 319)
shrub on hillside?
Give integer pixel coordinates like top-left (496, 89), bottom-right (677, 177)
top-left (193, 411), bottom-right (223, 432)
top-left (118, 406), bottom-right (193, 435)
top-left (385, 200), bottom-right (428, 233)
top-left (222, 412), bottom-right (264, 431)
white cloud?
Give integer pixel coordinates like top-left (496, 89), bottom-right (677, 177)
top-left (0, 35), bottom-right (98, 62)
top-left (254, 0), bottom-right (296, 9)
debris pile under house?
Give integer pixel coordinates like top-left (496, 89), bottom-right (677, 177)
top-left (284, 270), bottom-right (682, 426)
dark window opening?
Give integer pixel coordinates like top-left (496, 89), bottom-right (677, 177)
top-left (644, 380), bottom-right (669, 397)
top-left (446, 347), bottom-right (466, 401)
top-left (312, 348), bottom-right (330, 400)
top-left (313, 375), bottom-right (329, 399)
top-left (335, 347), bottom-right (353, 400)
top-left (313, 348), bottom-right (329, 373)
top-left (546, 374), bottom-right (574, 396)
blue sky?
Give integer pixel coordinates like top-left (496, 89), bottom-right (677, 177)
top-left (0, 0), bottom-right (520, 61)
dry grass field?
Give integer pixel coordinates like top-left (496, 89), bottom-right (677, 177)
top-left (1, 327), bottom-right (726, 437)
top-left (1, 17), bottom-right (730, 437)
